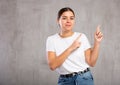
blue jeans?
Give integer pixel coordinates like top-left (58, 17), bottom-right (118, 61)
top-left (58, 71), bottom-right (94, 85)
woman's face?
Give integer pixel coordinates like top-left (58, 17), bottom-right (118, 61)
top-left (58, 11), bottom-right (75, 32)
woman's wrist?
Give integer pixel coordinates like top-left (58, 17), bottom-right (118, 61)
top-left (94, 40), bottom-right (100, 48)
top-left (67, 46), bottom-right (74, 53)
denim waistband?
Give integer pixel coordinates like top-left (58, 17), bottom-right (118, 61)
top-left (60, 68), bottom-right (90, 78)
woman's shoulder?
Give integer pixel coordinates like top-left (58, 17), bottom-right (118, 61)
top-left (47, 33), bottom-right (59, 39)
top-left (74, 32), bottom-right (86, 36)
top-left (74, 32), bottom-right (88, 40)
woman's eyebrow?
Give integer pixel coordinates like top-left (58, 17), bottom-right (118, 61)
top-left (62, 16), bottom-right (74, 17)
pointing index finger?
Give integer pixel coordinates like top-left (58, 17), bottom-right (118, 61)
top-left (96, 25), bottom-right (101, 33)
top-left (76, 34), bottom-right (82, 41)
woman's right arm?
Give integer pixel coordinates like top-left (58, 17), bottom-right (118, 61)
top-left (47, 34), bottom-right (81, 71)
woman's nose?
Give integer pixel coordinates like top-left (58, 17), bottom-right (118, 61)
top-left (66, 19), bottom-right (70, 23)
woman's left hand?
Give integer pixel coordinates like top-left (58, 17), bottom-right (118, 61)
top-left (94, 25), bottom-right (103, 43)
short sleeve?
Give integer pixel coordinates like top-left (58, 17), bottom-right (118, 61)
top-left (46, 37), bottom-right (55, 52)
top-left (81, 34), bottom-right (91, 51)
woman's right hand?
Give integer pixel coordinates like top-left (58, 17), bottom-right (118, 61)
top-left (69, 34), bottom-right (82, 52)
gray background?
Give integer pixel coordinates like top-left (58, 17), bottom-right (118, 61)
top-left (0, 0), bottom-right (120, 85)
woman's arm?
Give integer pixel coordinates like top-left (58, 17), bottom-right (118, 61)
top-left (85, 25), bottom-right (103, 67)
top-left (47, 34), bottom-right (81, 70)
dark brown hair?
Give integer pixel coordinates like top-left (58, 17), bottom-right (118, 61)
top-left (57, 7), bottom-right (75, 20)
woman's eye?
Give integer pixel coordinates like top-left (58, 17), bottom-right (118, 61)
top-left (62, 17), bottom-right (66, 20)
top-left (61, 17), bottom-right (74, 20)
top-left (70, 17), bottom-right (74, 20)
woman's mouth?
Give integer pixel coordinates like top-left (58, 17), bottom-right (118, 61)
top-left (65, 25), bottom-right (71, 27)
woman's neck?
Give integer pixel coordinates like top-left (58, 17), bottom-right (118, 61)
top-left (59, 31), bottom-right (74, 38)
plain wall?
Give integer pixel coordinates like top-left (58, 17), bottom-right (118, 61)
top-left (0, 0), bottom-right (120, 85)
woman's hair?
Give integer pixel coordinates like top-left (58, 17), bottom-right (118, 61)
top-left (57, 7), bottom-right (75, 20)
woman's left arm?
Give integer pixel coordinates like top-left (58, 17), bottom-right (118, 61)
top-left (85, 25), bottom-right (103, 67)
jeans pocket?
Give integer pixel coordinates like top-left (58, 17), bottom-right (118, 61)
top-left (58, 77), bottom-right (69, 84)
top-left (82, 72), bottom-right (93, 80)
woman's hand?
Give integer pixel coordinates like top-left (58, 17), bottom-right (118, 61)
top-left (94, 25), bottom-right (103, 43)
top-left (69, 34), bottom-right (81, 52)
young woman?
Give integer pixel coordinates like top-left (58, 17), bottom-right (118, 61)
top-left (46, 7), bottom-right (103, 85)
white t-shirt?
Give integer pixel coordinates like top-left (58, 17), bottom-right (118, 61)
top-left (46, 32), bottom-right (91, 74)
